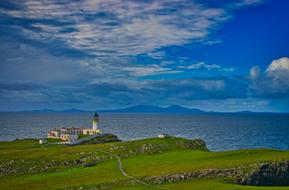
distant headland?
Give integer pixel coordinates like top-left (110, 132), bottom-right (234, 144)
top-left (3, 105), bottom-right (287, 114)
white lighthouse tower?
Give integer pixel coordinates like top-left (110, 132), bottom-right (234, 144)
top-left (92, 112), bottom-right (99, 130)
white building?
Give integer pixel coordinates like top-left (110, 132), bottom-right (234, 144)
top-left (82, 129), bottom-right (99, 135)
top-left (39, 139), bottom-right (47, 144)
top-left (158, 133), bottom-right (169, 138)
top-left (60, 133), bottom-right (78, 142)
top-left (47, 129), bottom-right (61, 139)
top-left (47, 112), bottom-right (101, 141)
top-left (60, 127), bottom-right (81, 135)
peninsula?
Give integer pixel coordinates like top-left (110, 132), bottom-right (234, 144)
top-left (1, 135), bottom-right (289, 190)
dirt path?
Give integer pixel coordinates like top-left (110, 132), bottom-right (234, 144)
top-left (95, 149), bottom-right (172, 190)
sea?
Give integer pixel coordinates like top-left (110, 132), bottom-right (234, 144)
top-left (0, 112), bottom-right (289, 151)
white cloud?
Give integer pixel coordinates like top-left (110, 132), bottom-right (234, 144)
top-left (81, 57), bottom-right (181, 77)
top-left (249, 65), bottom-right (261, 80)
top-left (232, 0), bottom-right (264, 7)
top-left (0, 0), bottom-right (263, 83)
top-left (249, 57), bottom-right (289, 98)
top-left (146, 51), bottom-right (166, 59)
top-left (122, 65), bottom-right (179, 77)
top-left (266, 57), bottom-right (289, 91)
top-left (266, 57), bottom-right (289, 73)
top-left (0, 0), bottom-right (259, 59)
top-left (178, 62), bottom-right (235, 72)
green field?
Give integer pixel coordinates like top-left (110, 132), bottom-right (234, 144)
top-left (1, 137), bottom-right (289, 190)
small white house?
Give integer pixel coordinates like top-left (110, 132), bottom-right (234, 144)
top-left (39, 139), bottom-right (47, 144)
top-left (158, 133), bottom-right (169, 138)
top-left (47, 129), bottom-right (61, 139)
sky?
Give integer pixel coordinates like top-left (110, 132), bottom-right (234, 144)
top-left (0, 0), bottom-right (289, 112)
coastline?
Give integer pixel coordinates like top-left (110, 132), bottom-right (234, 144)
top-left (1, 136), bottom-right (289, 190)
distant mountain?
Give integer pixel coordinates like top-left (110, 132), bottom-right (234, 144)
top-left (101, 105), bottom-right (205, 113)
top-left (61, 109), bottom-right (90, 113)
top-left (4, 106), bottom-right (286, 114)
top-left (235, 110), bottom-right (254, 114)
top-left (163, 105), bottom-right (204, 113)
top-left (21, 108), bottom-right (90, 113)
top-left (23, 109), bottom-right (56, 113)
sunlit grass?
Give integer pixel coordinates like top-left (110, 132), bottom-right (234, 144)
top-left (1, 137), bottom-right (289, 190)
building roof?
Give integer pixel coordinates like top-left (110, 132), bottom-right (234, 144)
top-left (61, 127), bottom-right (81, 130)
top-left (94, 112), bottom-right (99, 117)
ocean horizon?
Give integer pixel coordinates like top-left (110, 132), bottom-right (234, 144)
top-left (1, 112), bottom-right (289, 151)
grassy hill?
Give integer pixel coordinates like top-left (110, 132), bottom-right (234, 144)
top-left (1, 137), bottom-right (289, 190)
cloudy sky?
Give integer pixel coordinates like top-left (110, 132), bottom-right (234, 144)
top-left (0, 0), bottom-right (289, 112)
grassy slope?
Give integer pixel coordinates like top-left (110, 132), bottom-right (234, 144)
top-left (123, 149), bottom-right (289, 177)
top-left (114, 179), bottom-right (289, 190)
top-left (0, 160), bottom-right (125, 190)
top-left (1, 137), bottom-right (289, 190)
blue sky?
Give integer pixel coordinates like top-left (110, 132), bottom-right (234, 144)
top-left (0, 0), bottom-right (289, 112)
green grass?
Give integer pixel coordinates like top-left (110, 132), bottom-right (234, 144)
top-left (1, 137), bottom-right (289, 190)
top-left (78, 134), bottom-right (89, 139)
top-left (164, 179), bottom-right (289, 190)
top-left (123, 149), bottom-right (289, 177)
top-left (0, 160), bottom-right (125, 190)
top-left (112, 179), bottom-right (289, 190)
top-left (47, 138), bottom-right (63, 143)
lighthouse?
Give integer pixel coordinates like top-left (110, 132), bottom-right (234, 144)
top-left (47, 112), bottom-right (101, 140)
top-left (92, 112), bottom-right (99, 130)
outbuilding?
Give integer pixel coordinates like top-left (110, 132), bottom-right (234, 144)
top-left (158, 133), bottom-right (169, 138)
top-left (39, 139), bottom-right (47, 144)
